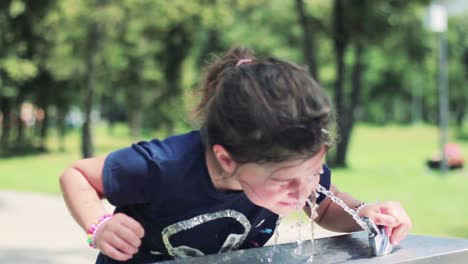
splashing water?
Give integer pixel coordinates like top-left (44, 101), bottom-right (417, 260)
top-left (265, 216), bottom-right (283, 263)
top-left (293, 204), bottom-right (305, 256)
top-left (316, 184), bottom-right (370, 233)
top-left (262, 174), bottom-right (372, 263)
top-left (289, 177), bottom-right (322, 262)
top-left (289, 195), bottom-right (319, 263)
top-left (303, 195), bottom-right (320, 263)
top-left (288, 181), bottom-right (371, 263)
top-left (261, 178), bottom-right (370, 263)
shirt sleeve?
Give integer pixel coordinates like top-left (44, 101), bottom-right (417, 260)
top-left (316, 165), bottom-right (331, 204)
top-left (102, 140), bottom-right (162, 206)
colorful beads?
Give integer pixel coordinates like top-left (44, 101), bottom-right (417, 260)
top-left (86, 214), bottom-right (112, 248)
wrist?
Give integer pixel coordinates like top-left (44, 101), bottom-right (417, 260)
top-left (353, 202), bottom-right (368, 215)
top-left (86, 214), bottom-right (112, 248)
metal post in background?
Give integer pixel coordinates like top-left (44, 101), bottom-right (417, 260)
top-left (427, 2), bottom-right (449, 174)
top-left (437, 29), bottom-right (449, 174)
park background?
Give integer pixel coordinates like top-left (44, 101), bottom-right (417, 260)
top-left (0, 0), bottom-right (467, 263)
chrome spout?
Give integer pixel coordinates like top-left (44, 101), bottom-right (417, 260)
top-left (362, 217), bottom-right (393, 256)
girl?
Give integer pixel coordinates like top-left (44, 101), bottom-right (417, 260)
top-left (60, 47), bottom-right (411, 263)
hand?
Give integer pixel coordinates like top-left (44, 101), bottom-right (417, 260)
top-left (94, 213), bottom-right (145, 261)
top-left (358, 201), bottom-right (412, 245)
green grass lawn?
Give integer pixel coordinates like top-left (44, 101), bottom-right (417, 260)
top-left (332, 124), bottom-right (468, 239)
top-left (0, 124), bottom-right (140, 193)
top-left (1, 123), bottom-right (467, 238)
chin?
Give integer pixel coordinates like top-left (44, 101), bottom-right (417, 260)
top-left (271, 201), bottom-right (306, 216)
top-left (271, 206), bottom-right (297, 217)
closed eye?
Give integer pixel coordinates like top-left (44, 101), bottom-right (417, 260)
top-left (270, 168), bottom-right (323, 183)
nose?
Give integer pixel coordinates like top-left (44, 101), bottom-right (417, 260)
top-left (288, 176), bottom-right (313, 201)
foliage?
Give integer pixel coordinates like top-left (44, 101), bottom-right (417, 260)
top-left (0, 0), bottom-right (466, 161)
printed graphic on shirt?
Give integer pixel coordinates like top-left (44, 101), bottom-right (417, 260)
top-left (158, 209), bottom-right (252, 258)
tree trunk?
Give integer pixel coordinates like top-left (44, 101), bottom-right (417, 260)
top-left (81, 20), bottom-right (101, 158)
top-left (335, 43), bottom-right (364, 166)
top-left (39, 106), bottom-right (49, 151)
top-left (0, 97), bottom-right (13, 146)
top-left (153, 24), bottom-right (192, 133)
top-left (57, 107), bottom-right (66, 152)
top-left (333, 0), bottom-right (367, 167)
top-left (332, 0), bottom-right (348, 167)
top-left (295, 0), bottom-right (318, 81)
top-left (350, 44), bottom-right (363, 118)
top-left (15, 99), bottom-right (25, 146)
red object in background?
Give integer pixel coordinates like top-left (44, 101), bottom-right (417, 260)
top-left (427, 143), bottom-right (464, 170)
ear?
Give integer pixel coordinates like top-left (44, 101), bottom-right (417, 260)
top-left (212, 144), bottom-right (237, 175)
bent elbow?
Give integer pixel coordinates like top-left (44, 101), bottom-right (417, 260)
top-left (59, 165), bottom-right (74, 192)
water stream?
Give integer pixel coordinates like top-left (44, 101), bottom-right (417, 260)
top-left (316, 184), bottom-right (370, 233)
top-left (263, 182), bottom-right (369, 263)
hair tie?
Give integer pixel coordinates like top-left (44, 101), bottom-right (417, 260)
top-left (236, 59), bottom-right (252, 67)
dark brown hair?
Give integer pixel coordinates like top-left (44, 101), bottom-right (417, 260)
top-left (195, 47), bottom-right (335, 164)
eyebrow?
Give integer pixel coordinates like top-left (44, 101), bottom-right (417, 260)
top-left (269, 165), bottom-right (323, 182)
top-left (268, 160), bottom-right (306, 179)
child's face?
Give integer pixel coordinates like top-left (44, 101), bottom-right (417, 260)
top-left (235, 149), bottom-right (326, 216)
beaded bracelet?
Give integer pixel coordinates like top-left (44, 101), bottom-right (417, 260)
top-left (353, 202), bottom-right (368, 215)
top-left (87, 214), bottom-right (112, 248)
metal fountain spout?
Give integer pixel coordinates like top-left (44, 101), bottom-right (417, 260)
top-left (315, 184), bottom-right (394, 257)
top-left (362, 217), bottom-right (393, 256)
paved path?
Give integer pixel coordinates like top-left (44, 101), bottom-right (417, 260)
top-left (0, 191), bottom-right (342, 263)
top-left (0, 191), bottom-right (101, 264)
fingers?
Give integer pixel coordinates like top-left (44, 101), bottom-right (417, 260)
top-left (368, 202), bottom-right (412, 245)
top-left (94, 213), bottom-right (145, 261)
top-left (118, 214), bottom-right (145, 239)
top-left (114, 224), bottom-right (142, 249)
top-left (385, 226), bottom-right (393, 237)
top-left (108, 232), bottom-right (138, 255)
top-left (390, 221), bottom-right (412, 245)
top-left (388, 210), bottom-right (412, 245)
top-left (370, 211), bottom-right (397, 227)
top-left (100, 240), bottom-right (133, 261)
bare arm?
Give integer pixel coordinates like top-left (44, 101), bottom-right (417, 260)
top-left (304, 184), bottom-right (412, 245)
top-left (59, 155), bottom-right (109, 232)
top-left (304, 184), bottom-right (363, 233)
top-left (59, 155), bottom-right (145, 261)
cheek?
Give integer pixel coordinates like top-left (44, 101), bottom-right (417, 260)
top-left (308, 176), bottom-right (318, 189)
top-left (314, 175), bottom-right (321, 188)
top-left (307, 176), bottom-right (321, 198)
top-left (241, 183), bottom-right (285, 206)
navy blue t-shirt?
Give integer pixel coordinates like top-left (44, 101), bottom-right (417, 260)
top-left (97, 131), bottom-right (331, 264)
